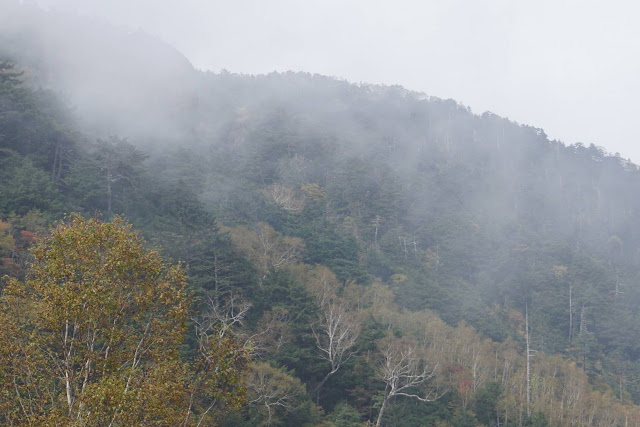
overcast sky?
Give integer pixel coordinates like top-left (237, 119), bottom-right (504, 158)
top-left (38, 0), bottom-right (640, 162)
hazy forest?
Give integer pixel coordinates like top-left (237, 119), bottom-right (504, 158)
top-left (2, 3), bottom-right (640, 426)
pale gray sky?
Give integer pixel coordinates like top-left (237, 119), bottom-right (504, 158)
top-left (38, 0), bottom-right (640, 162)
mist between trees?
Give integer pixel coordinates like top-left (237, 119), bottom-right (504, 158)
top-left (3, 3), bottom-right (640, 425)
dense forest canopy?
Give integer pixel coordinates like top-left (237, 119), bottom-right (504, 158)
top-left (2, 3), bottom-right (640, 425)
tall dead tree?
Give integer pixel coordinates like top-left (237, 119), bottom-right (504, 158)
top-left (93, 136), bottom-right (147, 213)
top-left (525, 303), bottom-right (537, 418)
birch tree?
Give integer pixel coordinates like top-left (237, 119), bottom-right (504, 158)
top-left (246, 362), bottom-right (307, 426)
top-left (307, 267), bottom-right (361, 404)
top-left (1, 215), bottom-right (248, 425)
top-left (228, 223), bottom-right (304, 279)
top-left (374, 336), bottom-right (441, 426)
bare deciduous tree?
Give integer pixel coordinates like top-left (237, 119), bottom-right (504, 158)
top-left (247, 308), bottom-right (292, 357)
top-left (228, 223), bottom-right (304, 280)
top-left (194, 293), bottom-right (252, 341)
top-left (195, 291), bottom-right (293, 359)
top-left (261, 184), bottom-right (306, 212)
top-left (247, 362), bottom-right (306, 426)
top-left (375, 336), bottom-right (442, 427)
top-left (311, 296), bottom-right (360, 404)
top-left (304, 267), bottom-right (361, 404)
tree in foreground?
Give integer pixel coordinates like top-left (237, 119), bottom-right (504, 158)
top-left (0, 214), bottom-right (247, 425)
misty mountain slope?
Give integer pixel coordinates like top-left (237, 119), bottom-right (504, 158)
top-left (4, 4), bottom-right (640, 422)
top-left (160, 72), bottom-right (640, 404)
top-left (0, 2), bottom-right (197, 141)
top-left (190, 73), bottom-right (640, 336)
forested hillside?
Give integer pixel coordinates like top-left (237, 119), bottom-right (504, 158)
top-left (2, 3), bottom-right (640, 425)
